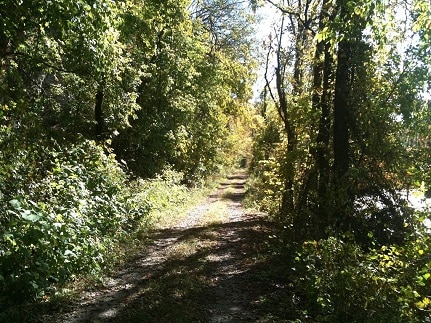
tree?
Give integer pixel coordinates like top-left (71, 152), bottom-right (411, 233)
top-left (254, 0), bottom-right (425, 242)
top-left (312, 0), bottom-right (334, 230)
top-left (0, 0), bottom-right (258, 299)
top-left (331, 0), bottom-right (372, 227)
top-left (113, 0), bottom-right (256, 180)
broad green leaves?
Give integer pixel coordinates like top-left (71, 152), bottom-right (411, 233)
top-left (0, 0), bottom-right (141, 143)
top-left (413, 0), bottom-right (431, 35)
top-left (251, 0), bottom-right (431, 244)
top-left (0, 140), bottom-right (149, 299)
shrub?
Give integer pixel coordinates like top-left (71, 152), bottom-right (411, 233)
top-left (292, 228), bottom-right (431, 322)
top-left (0, 198), bottom-right (104, 299)
top-left (0, 140), bottom-right (151, 300)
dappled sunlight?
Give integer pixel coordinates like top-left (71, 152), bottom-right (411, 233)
top-left (52, 216), bottom-right (281, 322)
top-left (40, 171), bottom-right (294, 322)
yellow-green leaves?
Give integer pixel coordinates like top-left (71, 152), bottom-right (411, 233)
top-left (413, 0), bottom-right (431, 34)
top-left (416, 296), bottom-right (431, 310)
top-left (315, 26), bottom-right (330, 43)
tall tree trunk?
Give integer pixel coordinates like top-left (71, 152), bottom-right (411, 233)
top-left (332, 0), bottom-right (360, 229)
top-left (284, 20), bottom-right (307, 235)
top-left (317, 43), bottom-right (333, 222)
top-left (333, 38), bottom-right (351, 229)
top-left (279, 20), bottom-right (303, 220)
top-left (276, 63), bottom-right (295, 217)
top-left (333, 39), bottom-right (350, 181)
top-left (264, 15), bottom-right (297, 220)
top-left (310, 0), bottom-right (333, 236)
top-left (312, 45), bottom-right (333, 232)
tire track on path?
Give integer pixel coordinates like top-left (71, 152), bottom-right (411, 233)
top-left (46, 170), bottom-right (280, 323)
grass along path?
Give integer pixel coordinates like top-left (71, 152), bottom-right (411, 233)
top-left (42, 170), bottom-right (290, 322)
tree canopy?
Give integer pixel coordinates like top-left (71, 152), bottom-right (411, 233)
top-left (251, 0), bottom-right (431, 242)
top-left (0, 0), bottom-right (256, 300)
top-left (248, 1), bottom-right (431, 319)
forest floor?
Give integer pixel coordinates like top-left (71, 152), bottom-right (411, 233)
top-left (36, 170), bottom-right (295, 323)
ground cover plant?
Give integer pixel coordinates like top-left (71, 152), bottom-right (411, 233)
top-left (289, 227), bottom-right (431, 322)
top-left (0, 140), bottom-right (190, 302)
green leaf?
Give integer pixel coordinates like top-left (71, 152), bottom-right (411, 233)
top-left (3, 233), bottom-right (16, 247)
top-left (64, 250), bottom-right (77, 258)
top-left (21, 211), bottom-right (41, 222)
top-left (9, 199), bottom-right (21, 209)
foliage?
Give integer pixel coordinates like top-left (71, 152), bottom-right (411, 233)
top-left (0, 140), bottom-right (145, 300)
top-left (129, 166), bottom-right (189, 224)
top-left (248, 2), bottom-right (431, 322)
top-left (250, 0), bottom-right (431, 244)
top-left (246, 120), bottom-right (284, 214)
top-left (291, 223), bottom-right (431, 322)
top-left (0, 0), bottom-right (141, 142)
top-left (0, 0), bottom-right (257, 303)
top-left (113, 0), bottom-right (257, 181)
top-left (0, 139), bottom-right (206, 303)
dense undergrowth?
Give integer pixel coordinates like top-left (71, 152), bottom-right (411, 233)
top-left (247, 195), bottom-right (431, 321)
top-left (0, 0), bottom-right (256, 313)
top-left (0, 139), bottom-right (215, 310)
top-left (245, 113), bottom-right (431, 321)
top-left (284, 228), bottom-right (431, 322)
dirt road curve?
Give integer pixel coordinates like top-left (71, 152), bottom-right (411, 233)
top-left (45, 170), bottom-right (286, 322)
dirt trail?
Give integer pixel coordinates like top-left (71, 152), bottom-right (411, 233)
top-left (45, 170), bottom-right (287, 322)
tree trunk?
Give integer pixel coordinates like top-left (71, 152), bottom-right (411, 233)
top-left (317, 43), bottom-right (333, 226)
top-left (332, 0), bottom-right (358, 229)
top-left (310, 0), bottom-right (333, 236)
top-left (333, 39), bottom-right (350, 181)
top-left (276, 65), bottom-right (295, 217)
top-left (266, 15), bottom-right (297, 219)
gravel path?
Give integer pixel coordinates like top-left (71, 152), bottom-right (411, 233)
top-left (44, 170), bottom-right (282, 323)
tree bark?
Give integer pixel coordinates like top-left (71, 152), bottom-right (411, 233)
top-left (333, 39), bottom-right (350, 181)
top-left (332, 0), bottom-right (362, 229)
top-left (276, 62), bottom-right (295, 217)
top-left (309, 0), bottom-right (333, 236)
top-left (264, 15), bottom-right (297, 219)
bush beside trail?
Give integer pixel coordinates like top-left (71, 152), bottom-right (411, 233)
top-left (0, 139), bottom-right (195, 303)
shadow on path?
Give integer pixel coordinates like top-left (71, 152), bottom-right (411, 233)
top-left (43, 172), bottom-right (293, 323)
